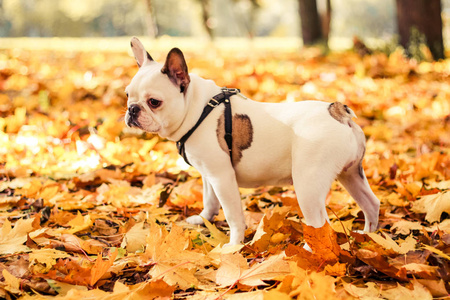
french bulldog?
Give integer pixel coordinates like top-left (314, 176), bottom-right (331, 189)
top-left (125, 37), bottom-right (380, 247)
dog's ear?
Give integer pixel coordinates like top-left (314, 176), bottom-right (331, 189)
top-left (161, 48), bottom-right (190, 94)
top-left (130, 37), bottom-right (153, 68)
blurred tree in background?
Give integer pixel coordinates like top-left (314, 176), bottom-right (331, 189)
top-left (396, 0), bottom-right (445, 60)
top-left (0, 0), bottom-right (449, 59)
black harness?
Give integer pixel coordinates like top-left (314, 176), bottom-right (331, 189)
top-left (176, 88), bottom-right (240, 166)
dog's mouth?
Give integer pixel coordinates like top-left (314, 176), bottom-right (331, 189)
top-left (125, 113), bottom-right (142, 129)
top-left (126, 104), bottom-right (143, 129)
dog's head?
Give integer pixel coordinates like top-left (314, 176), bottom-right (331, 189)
top-left (125, 37), bottom-right (190, 136)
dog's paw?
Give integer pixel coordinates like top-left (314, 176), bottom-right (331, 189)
top-left (186, 215), bottom-right (205, 225)
top-left (223, 242), bottom-right (241, 248)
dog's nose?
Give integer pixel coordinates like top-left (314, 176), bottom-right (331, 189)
top-left (128, 104), bottom-right (141, 116)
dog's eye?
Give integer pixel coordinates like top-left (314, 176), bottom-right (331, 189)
top-left (125, 92), bottom-right (129, 98)
top-left (148, 98), bottom-right (162, 109)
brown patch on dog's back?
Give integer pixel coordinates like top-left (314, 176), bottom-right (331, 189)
top-left (328, 102), bottom-right (353, 125)
top-left (217, 114), bottom-right (253, 166)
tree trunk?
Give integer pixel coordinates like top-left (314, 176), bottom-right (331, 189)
top-left (199, 0), bottom-right (214, 40)
top-left (299, 0), bottom-right (331, 46)
top-left (396, 0), bottom-right (444, 60)
top-left (144, 0), bottom-right (158, 38)
top-left (320, 0), bottom-right (331, 43)
top-left (298, 0), bottom-right (323, 45)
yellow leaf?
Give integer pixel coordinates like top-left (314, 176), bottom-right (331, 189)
top-left (344, 282), bottom-right (381, 299)
top-left (289, 270), bottom-right (337, 300)
top-left (29, 248), bottom-right (71, 273)
top-left (121, 222), bottom-right (149, 253)
top-left (381, 281), bottom-right (432, 300)
top-left (46, 280), bottom-right (88, 297)
top-left (391, 220), bottom-right (423, 235)
top-left (422, 244), bottom-right (450, 261)
top-left (411, 191), bottom-right (450, 223)
top-left (331, 218), bottom-right (354, 234)
top-left (416, 279), bottom-right (448, 298)
top-left (368, 232), bottom-right (415, 254)
top-left (324, 262), bottom-right (347, 277)
top-left (64, 211), bottom-right (92, 234)
top-left (400, 263), bottom-right (437, 277)
top-left (216, 253), bottom-right (290, 287)
top-left (90, 249), bottom-right (118, 286)
top-left (2, 269), bottom-right (21, 293)
top-left (200, 216), bottom-right (229, 246)
top-left (149, 262), bottom-right (198, 290)
top-left (0, 217), bottom-right (37, 254)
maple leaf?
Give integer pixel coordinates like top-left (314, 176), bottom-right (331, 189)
top-left (37, 248), bottom-right (118, 286)
top-left (0, 217), bottom-right (39, 254)
top-left (198, 216), bottom-right (229, 246)
top-left (416, 279), bottom-right (449, 298)
top-left (143, 222), bottom-right (210, 289)
top-left (1, 269), bottom-right (21, 294)
top-left (344, 281), bottom-right (381, 299)
top-left (399, 263), bottom-right (438, 280)
top-left (411, 191), bottom-right (450, 223)
top-left (296, 222), bottom-right (342, 266)
top-left (391, 220), bottom-right (424, 235)
top-left (215, 252), bottom-right (290, 287)
top-left (381, 281), bottom-right (433, 300)
top-left (280, 262), bottom-right (338, 299)
top-left (356, 248), bottom-right (408, 281)
top-left (120, 221), bottom-right (149, 253)
top-left (29, 248), bottom-right (71, 273)
top-left (55, 211), bottom-right (92, 234)
top-left (124, 279), bottom-right (176, 299)
top-left (367, 232), bottom-right (416, 254)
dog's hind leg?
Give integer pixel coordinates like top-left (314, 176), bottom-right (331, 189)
top-left (337, 162), bottom-right (380, 232)
top-left (186, 178), bottom-right (220, 225)
top-left (292, 159), bottom-right (336, 230)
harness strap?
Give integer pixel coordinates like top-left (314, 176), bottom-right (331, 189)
top-left (176, 88), bottom-right (239, 166)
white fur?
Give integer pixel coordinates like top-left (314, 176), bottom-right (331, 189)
top-left (125, 38), bottom-right (380, 247)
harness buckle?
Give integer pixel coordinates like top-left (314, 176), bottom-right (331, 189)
top-left (208, 98), bottom-right (220, 107)
top-left (222, 87), bottom-right (240, 94)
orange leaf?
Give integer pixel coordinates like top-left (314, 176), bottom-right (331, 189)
top-left (90, 249), bottom-right (118, 286)
top-left (302, 222), bottom-right (341, 263)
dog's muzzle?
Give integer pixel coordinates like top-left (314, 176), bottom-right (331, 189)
top-left (126, 104), bottom-right (141, 127)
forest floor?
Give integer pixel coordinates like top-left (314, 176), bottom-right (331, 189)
top-left (0, 39), bottom-right (450, 299)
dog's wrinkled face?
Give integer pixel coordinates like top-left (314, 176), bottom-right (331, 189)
top-left (125, 37), bottom-right (190, 138)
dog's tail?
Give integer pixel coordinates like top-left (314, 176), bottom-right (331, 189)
top-left (328, 102), bottom-right (357, 125)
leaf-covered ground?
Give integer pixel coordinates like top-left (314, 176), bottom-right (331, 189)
top-left (1, 42), bottom-right (450, 299)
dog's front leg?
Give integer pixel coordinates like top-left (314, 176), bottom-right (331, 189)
top-left (207, 171), bottom-right (246, 246)
top-left (186, 178), bottom-right (220, 225)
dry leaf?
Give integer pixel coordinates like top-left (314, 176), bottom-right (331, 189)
top-left (120, 222), bottom-right (149, 253)
top-left (380, 281), bottom-right (432, 300)
top-left (216, 253), bottom-right (290, 287)
top-left (411, 191), bottom-right (450, 223)
top-left (0, 217), bottom-right (38, 254)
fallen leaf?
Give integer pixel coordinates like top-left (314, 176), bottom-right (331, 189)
top-left (391, 220), bottom-right (424, 235)
top-left (343, 281), bottom-right (381, 300)
top-left (367, 232), bottom-right (416, 254)
top-left (302, 222), bottom-right (341, 263)
top-left (416, 279), bottom-right (448, 298)
top-left (2, 269), bottom-right (21, 294)
top-left (199, 216), bottom-right (229, 246)
top-left (216, 253), bottom-right (290, 287)
top-left (0, 217), bottom-right (39, 254)
top-left (411, 191), bottom-right (450, 223)
top-left (29, 249), bottom-right (71, 273)
top-left (380, 281), bottom-right (432, 300)
top-left (120, 222), bottom-right (148, 253)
